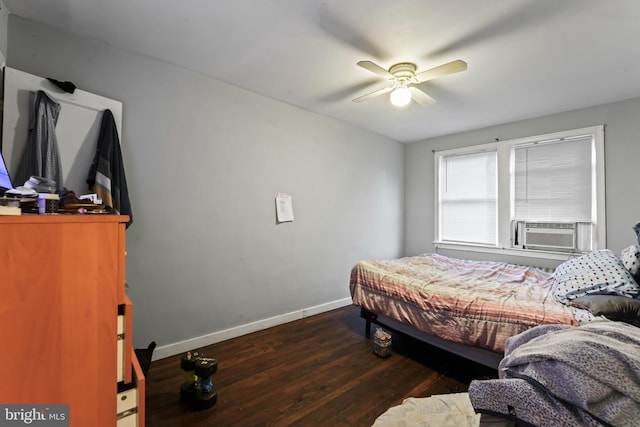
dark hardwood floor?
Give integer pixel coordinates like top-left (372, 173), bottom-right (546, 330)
top-left (145, 304), bottom-right (497, 427)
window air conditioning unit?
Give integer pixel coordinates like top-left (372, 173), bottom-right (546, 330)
top-left (523, 222), bottom-right (577, 251)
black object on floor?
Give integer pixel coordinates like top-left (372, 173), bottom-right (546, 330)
top-left (135, 341), bottom-right (156, 377)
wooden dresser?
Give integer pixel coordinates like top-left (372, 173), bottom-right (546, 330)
top-left (0, 215), bottom-right (144, 426)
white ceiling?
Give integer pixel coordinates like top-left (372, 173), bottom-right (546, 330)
top-left (4, 0), bottom-right (640, 143)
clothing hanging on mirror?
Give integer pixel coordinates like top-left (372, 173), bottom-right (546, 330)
top-left (14, 90), bottom-right (63, 190)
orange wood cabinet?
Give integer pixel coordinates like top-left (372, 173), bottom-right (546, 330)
top-left (0, 215), bottom-right (144, 426)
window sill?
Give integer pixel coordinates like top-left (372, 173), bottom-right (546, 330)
top-left (433, 242), bottom-right (585, 262)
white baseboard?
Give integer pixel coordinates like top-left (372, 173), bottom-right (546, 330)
top-left (152, 297), bottom-right (352, 361)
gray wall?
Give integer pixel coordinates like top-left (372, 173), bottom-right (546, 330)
top-left (6, 16), bottom-right (404, 354)
top-left (405, 97), bottom-right (640, 263)
top-left (0, 0), bottom-right (7, 64)
top-left (10, 12), bottom-right (640, 357)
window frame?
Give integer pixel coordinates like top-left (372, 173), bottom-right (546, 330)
top-left (434, 125), bottom-right (606, 260)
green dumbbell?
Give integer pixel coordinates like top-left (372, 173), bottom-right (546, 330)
top-left (179, 351), bottom-right (199, 402)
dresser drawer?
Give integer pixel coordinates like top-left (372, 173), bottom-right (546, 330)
top-left (117, 313), bottom-right (126, 382)
top-left (117, 412), bottom-right (138, 427)
top-left (117, 387), bottom-right (137, 414)
top-left (117, 297), bottom-right (134, 383)
top-left (116, 348), bottom-right (146, 427)
top-left (117, 382), bottom-right (138, 426)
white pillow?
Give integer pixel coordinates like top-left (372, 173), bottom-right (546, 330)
top-left (620, 245), bottom-right (640, 282)
top-left (553, 249), bottom-right (640, 305)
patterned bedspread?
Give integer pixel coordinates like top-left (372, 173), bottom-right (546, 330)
top-left (349, 253), bottom-right (578, 353)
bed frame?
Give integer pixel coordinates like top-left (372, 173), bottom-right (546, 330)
top-left (360, 307), bottom-right (503, 370)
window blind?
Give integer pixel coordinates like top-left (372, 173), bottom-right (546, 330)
top-left (439, 151), bottom-right (497, 245)
top-left (513, 137), bottom-right (593, 222)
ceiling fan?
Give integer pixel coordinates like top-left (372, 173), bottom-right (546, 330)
top-left (353, 59), bottom-right (468, 107)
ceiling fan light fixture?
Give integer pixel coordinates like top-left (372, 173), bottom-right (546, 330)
top-left (390, 86), bottom-right (411, 107)
top-left (354, 59), bottom-right (467, 108)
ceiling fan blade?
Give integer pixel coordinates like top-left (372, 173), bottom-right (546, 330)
top-left (414, 60), bottom-right (467, 83)
top-left (357, 60), bottom-right (394, 79)
top-left (352, 85), bottom-right (393, 103)
top-left (409, 86), bottom-right (436, 106)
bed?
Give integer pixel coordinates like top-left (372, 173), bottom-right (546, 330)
top-left (349, 249), bottom-right (640, 369)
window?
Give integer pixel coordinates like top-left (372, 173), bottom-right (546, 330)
top-left (439, 150), bottom-right (497, 245)
top-left (435, 126), bottom-right (605, 255)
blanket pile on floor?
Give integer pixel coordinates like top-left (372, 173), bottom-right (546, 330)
top-left (373, 322), bottom-right (639, 426)
top-left (469, 321), bottom-right (640, 427)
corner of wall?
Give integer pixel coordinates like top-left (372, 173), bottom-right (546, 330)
top-left (0, 1), bottom-right (7, 61)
